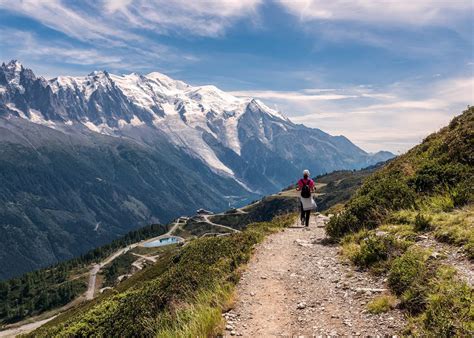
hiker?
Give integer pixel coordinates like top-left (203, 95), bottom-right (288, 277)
top-left (296, 169), bottom-right (316, 227)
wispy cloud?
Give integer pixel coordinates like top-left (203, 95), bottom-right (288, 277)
top-left (0, 27), bottom-right (199, 77)
top-left (278, 0), bottom-right (473, 26)
top-left (229, 89), bottom-right (356, 101)
top-left (102, 0), bottom-right (263, 37)
top-left (0, 0), bottom-right (262, 41)
top-left (285, 76), bottom-right (474, 152)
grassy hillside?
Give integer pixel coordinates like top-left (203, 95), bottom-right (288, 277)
top-left (30, 215), bottom-right (294, 337)
top-left (327, 107), bottom-right (473, 336)
top-left (313, 164), bottom-right (383, 212)
top-left (328, 107), bottom-right (473, 239)
top-left (0, 223), bottom-right (168, 326)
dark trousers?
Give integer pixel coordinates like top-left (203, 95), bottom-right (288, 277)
top-left (300, 202), bottom-right (310, 227)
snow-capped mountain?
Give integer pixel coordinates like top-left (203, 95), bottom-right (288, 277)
top-left (0, 60), bottom-right (393, 279)
top-left (0, 60), bottom-right (392, 192)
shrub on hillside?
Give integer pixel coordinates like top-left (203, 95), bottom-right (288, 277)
top-left (388, 247), bottom-right (433, 313)
top-left (326, 177), bottom-right (415, 239)
top-left (408, 163), bottom-right (469, 193)
top-left (326, 211), bottom-right (358, 238)
top-left (414, 213), bottom-right (431, 232)
top-left (367, 295), bottom-right (398, 314)
top-left (342, 231), bottom-right (411, 270)
top-left (420, 267), bottom-right (473, 336)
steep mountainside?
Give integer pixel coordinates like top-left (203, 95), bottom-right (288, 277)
top-left (327, 108), bottom-right (473, 335)
top-left (327, 107), bottom-right (473, 238)
top-left (0, 60), bottom-right (393, 279)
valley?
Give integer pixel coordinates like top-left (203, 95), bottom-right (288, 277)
top-left (0, 163), bottom-right (373, 335)
top-left (0, 60), bottom-right (393, 280)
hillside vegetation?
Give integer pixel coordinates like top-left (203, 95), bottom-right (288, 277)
top-left (328, 107), bottom-right (473, 239)
top-left (0, 223), bottom-right (167, 325)
top-left (30, 215), bottom-right (294, 337)
top-left (328, 107), bottom-right (473, 336)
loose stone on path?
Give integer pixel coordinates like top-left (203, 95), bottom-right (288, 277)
top-left (223, 214), bottom-right (405, 336)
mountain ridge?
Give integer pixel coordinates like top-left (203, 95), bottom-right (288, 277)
top-left (0, 59), bottom-right (393, 181)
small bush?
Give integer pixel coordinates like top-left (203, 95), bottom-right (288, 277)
top-left (427, 195), bottom-right (455, 212)
top-left (451, 183), bottom-right (473, 207)
top-left (413, 267), bottom-right (473, 336)
top-left (326, 177), bottom-right (416, 239)
top-left (326, 211), bottom-right (358, 239)
top-left (342, 231), bottom-right (411, 270)
top-left (367, 295), bottom-right (398, 314)
top-left (352, 234), bottom-right (392, 268)
top-left (414, 213), bottom-right (431, 232)
top-left (388, 247), bottom-right (433, 313)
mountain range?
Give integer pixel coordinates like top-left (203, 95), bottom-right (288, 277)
top-left (0, 60), bottom-right (393, 279)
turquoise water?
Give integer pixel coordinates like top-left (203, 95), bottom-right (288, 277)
top-left (143, 236), bottom-right (180, 248)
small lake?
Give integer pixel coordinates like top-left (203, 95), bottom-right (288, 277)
top-left (143, 236), bottom-right (182, 248)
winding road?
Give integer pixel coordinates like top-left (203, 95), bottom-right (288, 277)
top-left (0, 215), bottom-right (236, 336)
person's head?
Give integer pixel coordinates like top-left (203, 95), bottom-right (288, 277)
top-left (303, 169), bottom-right (310, 179)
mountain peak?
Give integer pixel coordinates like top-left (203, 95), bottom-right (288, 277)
top-left (1, 59), bottom-right (30, 92)
top-left (88, 70), bottom-right (110, 78)
top-left (4, 59), bottom-right (23, 71)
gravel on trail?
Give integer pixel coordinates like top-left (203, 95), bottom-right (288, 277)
top-left (224, 214), bottom-right (405, 337)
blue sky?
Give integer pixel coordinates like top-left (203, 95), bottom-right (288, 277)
top-left (0, 0), bottom-right (473, 153)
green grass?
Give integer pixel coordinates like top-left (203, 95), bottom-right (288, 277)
top-left (391, 206), bottom-right (474, 259)
top-left (30, 214), bottom-right (295, 337)
top-left (341, 229), bottom-right (412, 272)
top-left (405, 266), bottom-right (473, 336)
top-left (331, 109), bottom-right (474, 335)
top-left (367, 295), bottom-right (398, 314)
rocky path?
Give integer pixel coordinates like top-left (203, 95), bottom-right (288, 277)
top-left (224, 214), bottom-right (405, 336)
top-left (416, 235), bottom-right (473, 286)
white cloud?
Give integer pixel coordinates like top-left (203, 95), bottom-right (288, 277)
top-left (241, 76), bottom-right (474, 153)
top-left (278, 0), bottom-right (473, 26)
top-left (229, 89), bottom-right (356, 101)
top-left (0, 0), bottom-right (262, 40)
top-left (0, 28), bottom-right (197, 76)
top-left (0, 0), bottom-right (136, 43)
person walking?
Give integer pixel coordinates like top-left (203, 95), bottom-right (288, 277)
top-left (296, 169), bottom-right (316, 227)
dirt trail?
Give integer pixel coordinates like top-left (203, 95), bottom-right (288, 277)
top-left (416, 235), bottom-right (473, 286)
top-left (0, 316), bottom-right (57, 338)
top-left (224, 215), bottom-right (405, 336)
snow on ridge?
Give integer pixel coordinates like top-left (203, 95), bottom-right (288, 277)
top-left (50, 75), bottom-right (88, 93)
top-left (6, 103), bottom-right (27, 118)
top-left (6, 66), bottom-right (287, 187)
top-left (50, 72), bottom-right (114, 100)
top-left (146, 71), bottom-right (189, 91)
top-left (4, 60), bottom-right (25, 93)
top-left (153, 115), bottom-right (236, 177)
top-left (28, 109), bottom-right (57, 129)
